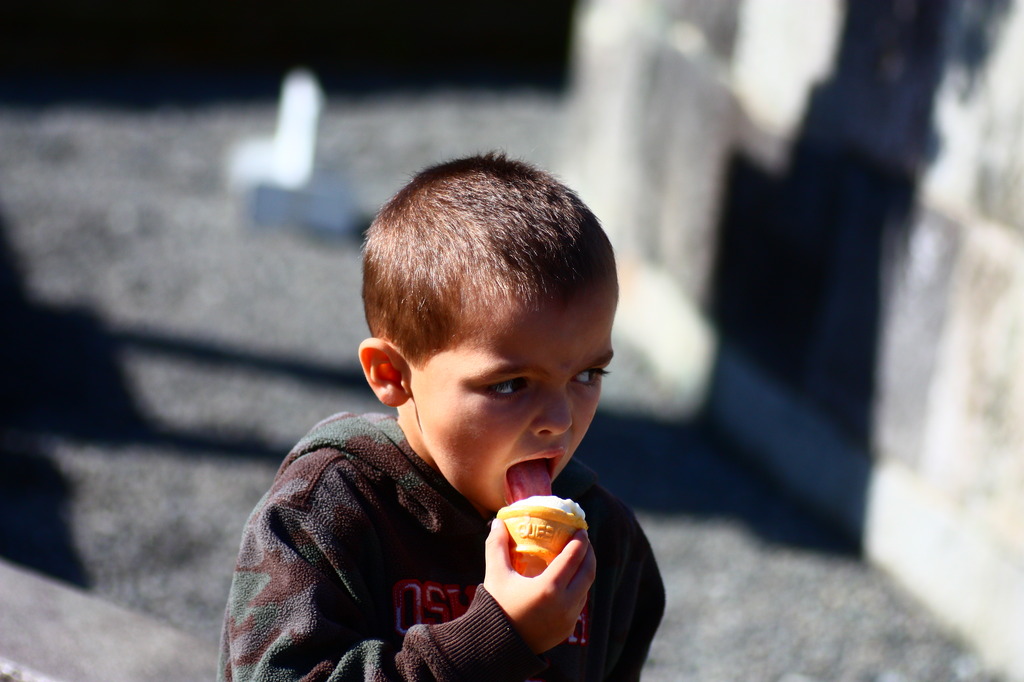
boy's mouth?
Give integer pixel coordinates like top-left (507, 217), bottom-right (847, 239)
top-left (504, 458), bottom-right (554, 504)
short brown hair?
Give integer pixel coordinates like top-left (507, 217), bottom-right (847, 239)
top-left (362, 152), bottom-right (617, 364)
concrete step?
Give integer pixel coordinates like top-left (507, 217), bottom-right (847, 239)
top-left (0, 558), bottom-right (218, 682)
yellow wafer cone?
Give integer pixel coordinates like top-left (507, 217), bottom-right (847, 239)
top-left (497, 505), bottom-right (588, 577)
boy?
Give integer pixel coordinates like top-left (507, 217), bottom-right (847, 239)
top-left (219, 153), bottom-right (664, 681)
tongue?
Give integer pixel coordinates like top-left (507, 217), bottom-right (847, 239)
top-left (506, 459), bottom-right (552, 503)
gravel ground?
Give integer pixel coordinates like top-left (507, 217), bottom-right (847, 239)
top-left (0, 82), bottom-right (1003, 681)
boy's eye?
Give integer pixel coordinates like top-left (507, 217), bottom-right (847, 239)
top-left (490, 378), bottom-right (527, 395)
top-left (574, 368), bottom-right (609, 384)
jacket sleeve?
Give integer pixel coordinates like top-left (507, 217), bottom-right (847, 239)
top-left (218, 496), bottom-right (545, 682)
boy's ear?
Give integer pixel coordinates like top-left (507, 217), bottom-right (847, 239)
top-left (358, 338), bottom-right (412, 408)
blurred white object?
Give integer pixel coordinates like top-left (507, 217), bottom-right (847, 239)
top-left (272, 69), bottom-right (322, 189)
top-left (228, 68), bottom-right (359, 237)
top-left (229, 68), bottom-right (322, 191)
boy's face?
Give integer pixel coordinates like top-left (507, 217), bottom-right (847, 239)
top-left (396, 285), bottom-right (617, 516)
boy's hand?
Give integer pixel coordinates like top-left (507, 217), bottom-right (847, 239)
top-left (483, 517), bottom-right (596, 654)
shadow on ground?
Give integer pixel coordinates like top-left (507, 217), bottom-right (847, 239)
top-left (581, 410), bottom-right (858, 555)
top-left (0, 204), bottom-right (337, 584)
top-left (0, 444), bottom-right (86, 586)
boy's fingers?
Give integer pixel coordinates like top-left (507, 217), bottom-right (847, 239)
top-left (572, 535), bottom-right (597, 590)
top-left (485, 518), bottom-right (514, 571)
top-left (488, 517), bottom-right (506, 539)
top-left (490, 522), bottom-right (592, 586)
top-left (546, 530), bottom-right (593, 586)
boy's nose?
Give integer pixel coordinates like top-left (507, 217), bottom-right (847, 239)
top-left (534, 390), bottom-right (573, 436)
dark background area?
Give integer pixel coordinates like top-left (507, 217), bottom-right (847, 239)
top-left (0, 1), bottom-right (576, 103)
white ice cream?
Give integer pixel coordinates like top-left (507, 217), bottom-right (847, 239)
top-left (505, 495), bottom-right (586, 521)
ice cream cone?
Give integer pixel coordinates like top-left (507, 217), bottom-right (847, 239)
top-left (497, 504), bottom-right (588, 577)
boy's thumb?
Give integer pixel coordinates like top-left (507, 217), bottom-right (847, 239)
top-left (485, 518), bottom-right (514, 570)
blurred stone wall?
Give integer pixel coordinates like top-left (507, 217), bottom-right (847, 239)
top-left (562, 0), bottom-right (1024, 679)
